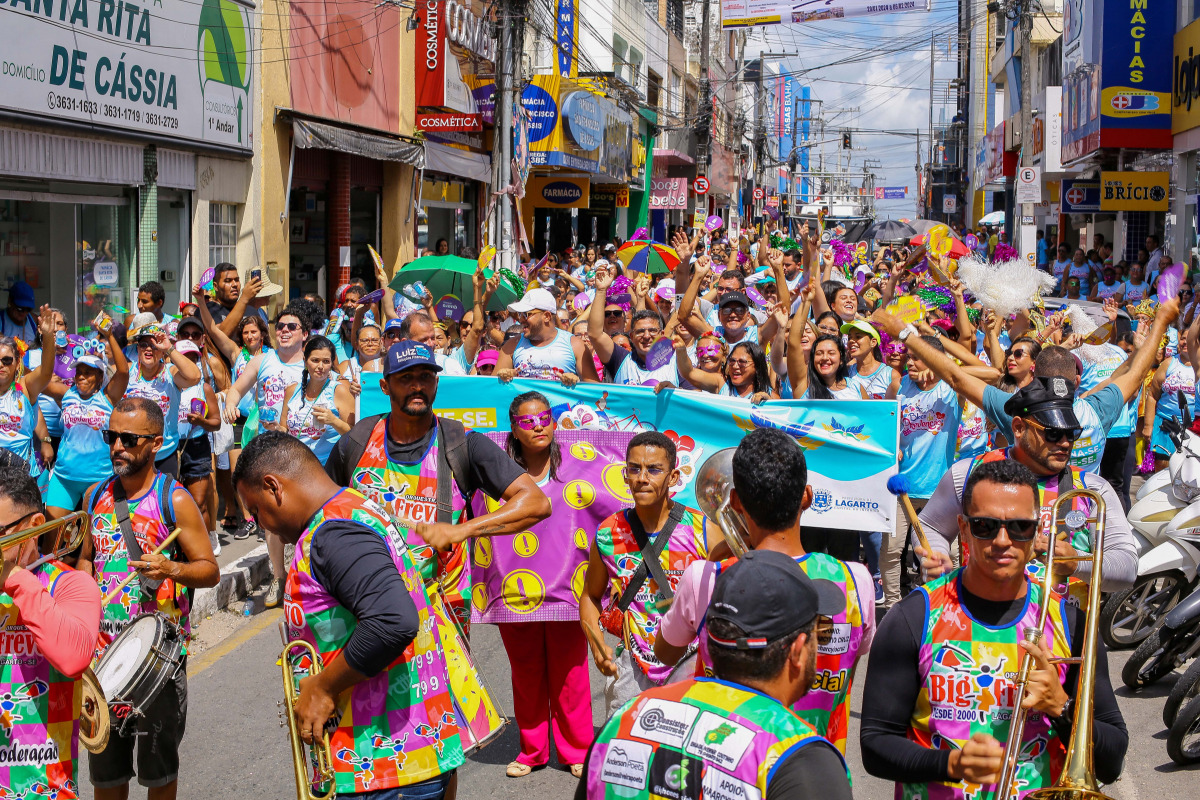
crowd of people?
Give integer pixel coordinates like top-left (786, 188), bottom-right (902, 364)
top-left (0, 215), bottom-right (1186, 799)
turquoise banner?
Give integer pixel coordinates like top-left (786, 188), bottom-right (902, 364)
top-left (361, 377), bottom-right (901, 531)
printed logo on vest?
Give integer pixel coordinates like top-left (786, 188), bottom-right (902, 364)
top-left (683, 712), bottom-right (754, 770)
top-left (600, 739), bottom-right (652, 790)
top-left (0, 736), bottom-right (59, 767)
top-left (630, 699), bottom-right (700, 749)
top-left (701, 767), bottom-right (762, 800)
top-left (647, 747), bottom-right (703, 800)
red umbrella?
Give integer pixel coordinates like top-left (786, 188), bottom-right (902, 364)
top-left (910, 233), bottom-right (971, 259)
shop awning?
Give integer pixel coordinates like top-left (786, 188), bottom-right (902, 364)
top-left (425, 142), bottom-right (492, 184)
top-left (286, 111), bottom-right (425, 168)
top-left (653, 148), bottom-right (694, 166)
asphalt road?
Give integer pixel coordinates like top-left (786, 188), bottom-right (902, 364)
top-left (75, 592), bottom-right (1200, 800)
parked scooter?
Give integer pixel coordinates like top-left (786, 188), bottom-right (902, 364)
top-left (1104, 408), bottom-right (1200, 648)
top-left (1121, 580), bottom-right (1200, 690)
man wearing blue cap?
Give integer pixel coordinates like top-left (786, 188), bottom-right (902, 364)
top-left (2, 281), bottom-right (38, 345)
top-left (324, 339), bottom-right (550, 627)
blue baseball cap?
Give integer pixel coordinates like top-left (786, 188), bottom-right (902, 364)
top-left (8, 281), bottom-right (35, 309)
top-left (383, 318), bottom-right (404, 333)
top-left (384, 340), bottom-right (442, 376)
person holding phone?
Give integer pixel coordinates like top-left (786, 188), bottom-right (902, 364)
top-left (282, 336), bottom-right (354, 465)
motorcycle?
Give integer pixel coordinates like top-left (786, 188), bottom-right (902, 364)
top-left (1103, 407), bottom-right (1200, 648)
top-left (1121, 580), bottom-right (1200, 690)
top-left (1168, 684), bottom-right (1200, 765)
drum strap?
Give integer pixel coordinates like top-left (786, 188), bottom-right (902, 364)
top-left (617, 502), bottom-right (686, 613)
top-left (111, 478), bottom-right (174, 602)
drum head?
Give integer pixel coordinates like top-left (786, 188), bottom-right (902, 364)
top-left (95, 615), bottom-right (161, 701)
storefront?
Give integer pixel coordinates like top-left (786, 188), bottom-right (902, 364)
top-left (1173, 17), bottom-right (1200, 263)
top-left (521, 74), bottom-right (634, 253)
top-left (0, 1), bottom-right (255, 329)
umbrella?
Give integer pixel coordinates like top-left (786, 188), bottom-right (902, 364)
top-left (864, 219), bottom-right (918, 241)
top-left (979, 211), bottom-right (1006, 226)
top-left (907, 219), bottom-right (944, 235)
top-left (615, 240), bottom-right (681, 275)
top-left (389, 254), bottom-right (522, 311)
top-left (910, 234), bottom-right (972, 259)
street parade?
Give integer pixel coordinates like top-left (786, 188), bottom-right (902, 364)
top-left (0, 0), bottom-right (1196, 798)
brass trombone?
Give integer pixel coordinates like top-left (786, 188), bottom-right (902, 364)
top-left (994, 488), bottom-right (1113, 800)
top-left (0, 511), bottom-right (90, 568)
top-left (279, 639), bottom-right (336, 800)
top-left (694, 448), bottom-right (749, 557)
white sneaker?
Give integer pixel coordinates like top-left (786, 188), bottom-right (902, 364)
top-left (209, 528), bottom-right (222, 557)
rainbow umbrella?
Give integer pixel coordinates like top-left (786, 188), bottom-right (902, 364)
top-left (615, 240), bottom-right (680, 275)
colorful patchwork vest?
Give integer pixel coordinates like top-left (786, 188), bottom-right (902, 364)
top-left (88, 474), bottom-right (190, 657)
top-left (285, 489), bottom-right (464, 793)
top-left (0, 562), bottom-right (82, 797)
top-left (595, 508), bottom-right (708, 683)
top-left (967, 449), bottom-right (1092, 602)
top-left (694, 552), bottom-right (864, 754)
top-left (585, 677), bottom-right (847, 800)
top-left (902, 570), bottom-right (1071, 800)
top-left (348, 418), bottom-right (472, 630)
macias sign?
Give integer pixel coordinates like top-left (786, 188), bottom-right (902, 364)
top-left (0, 0), bottom-right (254, 151)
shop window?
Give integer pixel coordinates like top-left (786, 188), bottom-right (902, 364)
top-left (209, 203), bottom-right (238, 268)
top-left (0, 200), bottom-right (50, 306)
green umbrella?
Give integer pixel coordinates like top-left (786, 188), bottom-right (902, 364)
top-left (389, 254), bottom-right (523, 311)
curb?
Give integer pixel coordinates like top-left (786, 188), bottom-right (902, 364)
top-left (192, 544), bottom-right (272, 621)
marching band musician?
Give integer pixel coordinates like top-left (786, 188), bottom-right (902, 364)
top-left (0, 466), bottom-right (101, 798)
top-left (860, 459), bottom-right (1128, 799)
top-left (578, 550), bottom-right (852, 800)
top-left (653, 428), bottom-right (875, 754)
top-left (78, 396), bottom-right (218, 800)
top-left (324, 340), bottom-right (551, 631)
top-left (234, 431), bottom-right (465, 800)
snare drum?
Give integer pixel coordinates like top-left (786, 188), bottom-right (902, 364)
top-left (93, 613), bottom-right (185, 736)
top-left (428, 591), bottom-right (506, 754)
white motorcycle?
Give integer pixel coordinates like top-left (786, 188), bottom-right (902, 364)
top-left (1101, 405), bottom-right (1200, 648)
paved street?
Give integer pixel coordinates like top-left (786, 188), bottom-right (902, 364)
top-left (75, 586), bottom-right (1200, 800)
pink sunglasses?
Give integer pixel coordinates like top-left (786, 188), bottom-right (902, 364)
top-left (514, 411), bottom-right (553, 430)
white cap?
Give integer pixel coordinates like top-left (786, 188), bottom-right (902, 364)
top-left (508, 288), bottom-right (558, 314)
top-left (175, 339), bottom-right (202, 357)
top-left (654, 279), bottom-right (676, 301)
top-left (127, 312), bottom-right (161, 340)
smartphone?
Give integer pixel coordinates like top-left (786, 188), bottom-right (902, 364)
top-left (190, 398), bottom-right (207, 417)
top-left (54, 330), bottom-right (67, 348)
top-left (250, 267), bottom-right (262, 282)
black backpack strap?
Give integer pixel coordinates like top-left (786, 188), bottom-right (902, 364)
top-left (616, 502), bottom-right (687, 612)
top-left (435, 416), bottom-right (474, 524)
top-left (330, 414), bottom-right (387, 485)
top-left (111, 479), bottom-right (161, 602)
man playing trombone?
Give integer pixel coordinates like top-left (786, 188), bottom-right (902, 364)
top-left (860, 459), bottom-right (1128, 799)
top-left (0, 465), bottom-right (101, 797)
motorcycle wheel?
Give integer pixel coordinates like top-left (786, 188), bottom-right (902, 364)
top-left (1164, 657), bottom-right (1200, 727)
top-left (1167, 693), bottom-right (1200, 765)
top-left (1100, 571), bottom-right (1187, 650)
top-left (1122, 625), bottom-right (1200, 690)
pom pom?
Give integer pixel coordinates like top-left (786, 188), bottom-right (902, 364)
top-left (955, 254), bottom-right (1056, 318)
top-left (993, 243), bottom-right (1019, 262)
top-left (887, 473), bottom-right (912, 496)
top-left (1063, 304), bottom-right (1098, 339)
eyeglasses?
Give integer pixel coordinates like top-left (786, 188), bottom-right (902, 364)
top-left (0, 356), bottom-right (13, 367)
top-left (604, 310), bottom-right (625, 318)
top-left (721, 305), bottom-right (748, 315)
top-left (1025, 418), bottom-right (1082, 444)
top-left (632, 327), bottom-right (661, 338)
top-left (102, 430), bottom-right (156, 448)
top-left (178, 330), bottom-right (204, 341)
top-left (623, 464), bottom-right (667, 478)
top-left (358, 337), bottom-right (381, 346)
top-left (727, 358), bottom-right (753, 368)
top-left (514, 411), bottom-right (553, 430)
top-left (276, 321), bottom-right (302, 332)
top-left (966, 516), bottom-right (1039, 542)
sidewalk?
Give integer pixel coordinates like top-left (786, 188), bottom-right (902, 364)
top-left (191, 527), bottom-right (274, 624)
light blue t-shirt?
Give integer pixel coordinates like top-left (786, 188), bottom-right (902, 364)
top-left (980, 383), bottom-right (1123, 473)
top-left (125, 363), bottom-right (182, 459)
top-left (512, 329), bottom-right (578, 380)
top-left (1079, 344), bottom-right (1137, 439)
top-left (847, 362), bottom-right (894, 400)
top-left (898, 377), bottom-right (963, 499)
top-left (285, 378), bottom-right (341, 465)
top-left (0, 387), bottom-right (39, 475)
top-left (56, 387), bottom-right (114, 483)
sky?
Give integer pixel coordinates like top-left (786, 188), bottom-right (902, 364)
top-left (744, 0), bottom-right (962, 219)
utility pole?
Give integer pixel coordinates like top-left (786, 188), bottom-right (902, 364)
top-left (698, 0), bottom-right (711, 179)
top-left (491, 0), bottom-right (524, 272)
top-left (1018, 2), bottom-right (1034, 261)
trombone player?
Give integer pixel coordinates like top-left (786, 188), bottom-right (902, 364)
top-left (0, 465), bottom-right (102, 797)
top-left (860, 459), bottom-right (1128, 799)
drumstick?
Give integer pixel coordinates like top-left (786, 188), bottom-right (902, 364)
top-left (103, 528), bottom-right (182, 605)
top-left (886, 475), bottom-right (934, 555)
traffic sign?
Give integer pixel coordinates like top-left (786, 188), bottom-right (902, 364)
top-left (1016, 166), bottom-right (1042, 204)
top-left (942, 195), bottom-right (957, 214)
top-left (753, 187), bottom-right (765, 201)
top-left (693, 177), bottom-right (710, 195)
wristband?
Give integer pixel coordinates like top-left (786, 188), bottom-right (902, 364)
top-left (898, 324), bottom-right (918, 342)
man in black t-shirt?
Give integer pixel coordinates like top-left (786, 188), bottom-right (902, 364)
top-left (324, 339), bottom-right (550, 625)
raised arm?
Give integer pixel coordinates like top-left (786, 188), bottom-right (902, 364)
top-left (673, 335), bottom-right (723, 393)
top-left (459, 267), bottom-right (497, 367)
top-left (870, 308), bottom-right (991, 409)
top-left (1095, 297), bottom-right (1180, 403)
top-left (103, 327), bottom-right (130, 404)
top-left (981, 310), bottom-right (1007, 377)
top-left (786, 283), bottom-right (816, 397)
top-left (587, 269), bottom-right (618, 364)
top-left (194, 284), bottom-right (241, 363)
top-left (678, 256), bottom-right (713, 339)
top-left (216, 274), bottom-right (263, 338)
top-left (22, 305), bottom-right (58, 401)
top-left (949, 280), bottom-right (975, 342)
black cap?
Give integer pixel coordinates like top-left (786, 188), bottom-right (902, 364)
top-left (718, 290), bottom-right (751, 310)
top-left (176, 315), bottom-right (203, 332)
top-left (1003, 375), bottom-right (1081, 430)
top-left (707, 550), bottom-right (845, 650)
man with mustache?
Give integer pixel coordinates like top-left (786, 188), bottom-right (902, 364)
top-left (324, 340), bottom-right (550, 629)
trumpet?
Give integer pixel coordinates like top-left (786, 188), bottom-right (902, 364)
top-left (0, 511), bottom-right (90, 569)
top-left (279, 639), bottom-right (336, 800)
top-left (995, 488), bottom-right (1112, 800)
top-left (694, 448), bottom-right (749, 557)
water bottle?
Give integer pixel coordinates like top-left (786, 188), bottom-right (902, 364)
top-left (243, 597), bottom-right (254, 617)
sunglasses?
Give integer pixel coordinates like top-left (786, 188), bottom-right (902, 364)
top-left (0, 356), bottom-right (13, 367)
top-left (276, 321), bottom-right (302, 332)
top-left (966, 516), bottom-right (1039, 542)
top-left (13, 306), bottom-right (32, 313)
top-left (1025, 418), bottom-right (1082, 444)
top-left (514, 411), bottom-right (553, 430)
top-left (605, 309), bottom-right (625, 318)
top-left (623, 464), bottom-right (667, 478)
top-left (178, 329), bottom-right (204, 340)
top-left (102, 430), bottom-right (156, 448)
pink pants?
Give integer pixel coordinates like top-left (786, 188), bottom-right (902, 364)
top-left (497, 620), bottom-right (593, 766)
